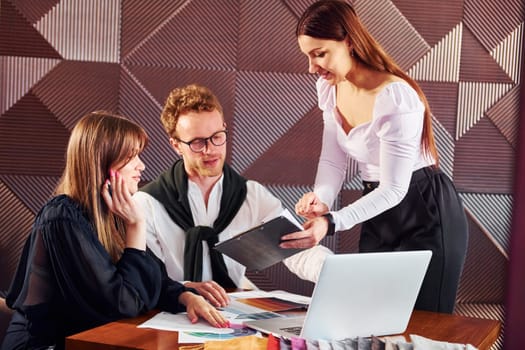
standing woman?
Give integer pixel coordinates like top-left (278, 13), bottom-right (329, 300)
top-left (1, 112), bottom-right (226, 350)
top-left (282, 0), bottom-right (468, 313)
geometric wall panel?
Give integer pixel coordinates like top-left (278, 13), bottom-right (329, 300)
top-left (124, 0), bottom-right (238, 70)
top-left (486, 84), bottom-right (520, 149)
top-left (118, 67), bottom-right (169, 180)
top-left (238, 1), bottom-right (304, 73)
top-left (10, 0), bottom-right (59, 25)
top-left (454, 117), bottom-right (515, 194)
top-left (0, 0), bottom-right (61, 58)
top-left (120, 0), bottom-right (187, 58)
top-left (0, 56), bottom-right (60, 114)
top-left (126, 65), bottom-right (237, 121)
top-left (432, 117), bottom-right (456, 180)
top-left (355, 0), bottom-right (429, 70)
top-left (32, 61), bottom-right (121, 130)
top-left (35, 0), bottom-right (120, 63)
top-left (242, 107), bottom-right (322, 186)
top-left (460, 193), bottom-right (513, 253)
top-left (456, 82), bottom-right (513, 139)
top-left (409, 23), bottom-right (462, 82)
top-left (233, 71), bottom-right (316, 173)
top-left (283, 0), bottom-right (319, 19)
top-left (456, 214), bottom-right (508, 304)
top-left (491, 23), bottom-right (524, 84)
top-left (463, 0), bottom-right (525, 51)
top-left (460, 26), bottom-right (515, 84)
top-left (0, 174), bottom-right (59, 214)
top-left (392, 0), bottom-right (464, 47)
top-left (0, 92), bottom-right (70, 175)
top-left (420, 81), bottom-right (459, 137)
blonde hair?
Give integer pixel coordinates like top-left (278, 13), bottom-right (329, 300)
top-left (160, 84), bottom-right (223, 138)
top-left (297, 0), bottom-right (439, 164)
top-left (55, 111), bottom-right (148, 261)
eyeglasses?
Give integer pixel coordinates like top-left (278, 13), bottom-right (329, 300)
top-left (175, 130), bottom-right (228, 153)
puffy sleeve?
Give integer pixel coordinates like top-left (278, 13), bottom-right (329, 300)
top-left (283, 245), bottom-right (334, 282)
top-left (149, 249), bottom-right (189, 314)
top-left (314, 78), bottom-right (348, 209)
top-left (245, 180), bottom-right (283, 222)
top-left (40, 199), bottom-right (179, 320)
top-left (332, 83), bottom-right (425, 231)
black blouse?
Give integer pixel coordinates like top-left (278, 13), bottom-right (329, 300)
top-left (3, 195), bottom-right (187, 350)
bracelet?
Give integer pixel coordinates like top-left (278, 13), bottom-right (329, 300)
top-left (322, 213), bottom-right (336, 236)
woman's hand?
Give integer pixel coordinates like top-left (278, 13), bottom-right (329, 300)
top-left (101, 170), bottom-right (146, 250)
top-left (184, 281), bottom-right (230, 308)
top-left (280, 216), bottom-right (329, 249)
top-left (178, 291), bottom-right (229, 328)
top-left (295, 192), bottom-right (329, 219)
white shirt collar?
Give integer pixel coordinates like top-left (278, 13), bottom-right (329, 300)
top-left (187, 174), bottom-right (224, 226)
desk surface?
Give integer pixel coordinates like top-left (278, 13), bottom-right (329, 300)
top-left (66, 309), bottom-right (500, 350)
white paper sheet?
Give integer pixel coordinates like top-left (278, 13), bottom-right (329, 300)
top-left (137, 290), bottom-right (310, 343)
top-left (137, 311), bottom-right (232, 333)
top-left (229, 289), bottom-right (311, 305)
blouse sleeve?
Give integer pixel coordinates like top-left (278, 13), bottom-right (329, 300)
top-left (42, 204), bottom-right (164, 319)
top-left (148, 249), bottom-right (190, 314)
top-left (331, 84), bottom-right (425, 231)
top-left (314, 78), bottom-right (348, 209)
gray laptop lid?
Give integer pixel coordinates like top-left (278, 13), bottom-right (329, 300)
top-left (244, 250), bottom-right (432, 340)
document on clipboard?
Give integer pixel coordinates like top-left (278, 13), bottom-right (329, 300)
top-left (213, 209), bottom-right (306, 272)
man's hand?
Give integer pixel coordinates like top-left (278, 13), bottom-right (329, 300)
top-left (185, 281), bottom-right (230, 308)
top-left (178, 292), bottom-right (228, 327)
top-left (279, 216), bottom-right (329, 249)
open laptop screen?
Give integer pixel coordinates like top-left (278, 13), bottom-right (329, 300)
top-left (245, 250), bottom-right (432, 340)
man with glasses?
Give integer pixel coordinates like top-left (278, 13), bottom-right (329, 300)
top-left (134, 84), bottom-right (332, 307)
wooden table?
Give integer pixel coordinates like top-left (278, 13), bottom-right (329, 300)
top-left (66, 309), bottom-right (500, 350)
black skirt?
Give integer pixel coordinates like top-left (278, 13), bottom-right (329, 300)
top-left (359, 166), bottom-right (468, 313)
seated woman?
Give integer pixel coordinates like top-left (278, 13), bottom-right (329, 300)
top-left (1, 111), bottom-right (227, 350)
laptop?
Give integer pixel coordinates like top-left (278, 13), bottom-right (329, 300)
top-left (244, 250), bottom-right (432, 340)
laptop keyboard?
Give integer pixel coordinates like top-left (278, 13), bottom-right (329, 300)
top-left (279, 326), bottom-right (302, 335)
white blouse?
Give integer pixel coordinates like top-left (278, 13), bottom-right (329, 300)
top-left (314, 78), bottom-right (435, 232)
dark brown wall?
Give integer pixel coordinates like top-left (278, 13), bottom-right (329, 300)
top-left (1, 0), bottom-right (522, 347)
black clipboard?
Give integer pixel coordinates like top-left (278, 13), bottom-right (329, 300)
top-left (213, 216), bottom-right (305, 272)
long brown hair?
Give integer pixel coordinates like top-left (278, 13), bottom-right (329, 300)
top-left (296, 0), bottom-right (438, 163)
top-left (55, 111), bottom-right (148, 261)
